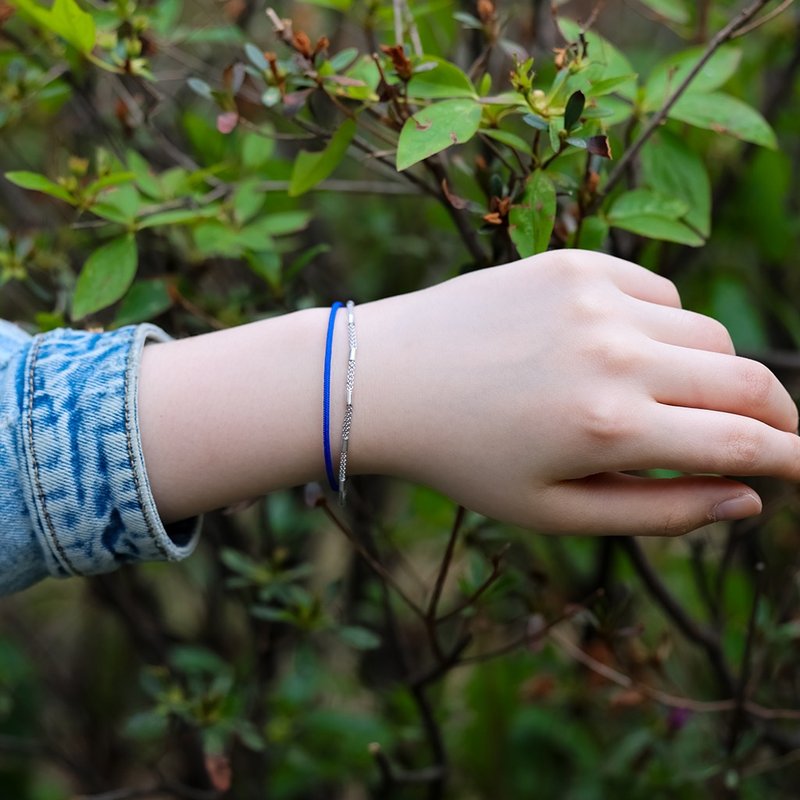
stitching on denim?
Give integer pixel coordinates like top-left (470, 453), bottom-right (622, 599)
top-left (26, 336), bottom-right (79, 576)
top-left (123, 329), bottom-right (169, 560)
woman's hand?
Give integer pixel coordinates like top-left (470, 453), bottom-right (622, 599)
top-left (354, 250), bottom-right (800, 535)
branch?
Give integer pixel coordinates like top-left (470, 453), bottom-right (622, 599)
top-left (620, 538), bottom-right (736, 696)
top-left (427, 506), bottom-right (465, 619)
top-left (320, 499), bottom-right (427, 620)
top-left (726, 562), bottom-right (765, 755)
top-left (594, 0), bottom-right (779, 208)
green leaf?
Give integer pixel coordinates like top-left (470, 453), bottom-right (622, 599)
top-left (83, 171), bottom-right (135, 197)
top-left (126, 150), bottom-right (162, 199)
top-left (547, 118), bottom-right (562, 154)
top-left (406, 57), bottom-right (477, 99)
top-left (641, 128), bottom-right (711, 237)
top-left (285, 243), bottom-right (330, 281)
top-left (564, 90), bottom-right (585, 131)
top-left (638, 0), bottom-right (689, 24)
top-left (586, 74), bottom-right (638, 97)
top-left (187, 76), bottom-right (213, 100)
top-left (241, 131), bottom-right (274, 168)
top-left (668, 92), bottom-right (777, 149)
top-left (95, 183), bottom-right (141, 223)
top-left (328, 47), bottom-right (359, 72)
top-left (246, 250), bottom-right (281, 287)
top-left (244, 42), bottom-right (268, 71)
top-left (237, 220), bottom-right (275, 251)
top-left (479, 128), bottom-right (533, 155)
top-left (193, 221), bottom-right (242, 257)
top-left (608, 188), bottom-right (688, 221)
top-left (607, 189), bottom-right (703, 245)
top-left (137, 205), bottom-right (221, 229)
top-left (397, 99), bottom-right (482, 171)
top-left (72, 235), bottom-right (138, 319)
top-left (509, 170), bottom-right (556, 258)
top-left (644, 46), bottom-right (741, 111)
top-left (337, 626), bottom-right (381, 650)
top-left (289, 119), bottom-right (356, 197)
top-left (113, 279), bottom-right (172, 327)
top-left (12, 0), bottom-right (96, 55)
top-left (575, 216), bottom-right (609, 250)
top-left (232, 178), bottom-right (265, 224)
top-left (5, 170), bottom-right (73, 203)
top-left (258, 211), bottom-right (312, 236)
top-left (615, 215), bottom-right (703, 245)
top-left (711, 277), bottom-right (767, 350)
top-left (521, 113), bottom-right (549, 131)
top-left (608, 215), bottom-right (703, 246)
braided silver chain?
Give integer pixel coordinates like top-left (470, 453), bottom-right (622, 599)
top-left (338, 301), bottom-right (357, 505)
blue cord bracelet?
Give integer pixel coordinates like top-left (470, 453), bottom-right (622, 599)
top-left (323, 301), bottom-right (344, 491)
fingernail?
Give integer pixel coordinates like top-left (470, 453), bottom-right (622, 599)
top-left (712, 493), bottom-right (761, 522)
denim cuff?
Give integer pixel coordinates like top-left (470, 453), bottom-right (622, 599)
top-left (19, 324), bottom-right (201, 579)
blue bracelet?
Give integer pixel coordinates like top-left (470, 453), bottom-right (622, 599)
top-left (323, 301), bottom-right (344, 491)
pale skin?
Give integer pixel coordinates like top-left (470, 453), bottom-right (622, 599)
top-left (138, 250), bottom-right (800, 537)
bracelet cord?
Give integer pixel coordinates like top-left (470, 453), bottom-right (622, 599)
top-left (323, 301), bottom-right (344, 491)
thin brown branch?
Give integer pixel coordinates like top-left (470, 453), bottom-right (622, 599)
top-left (320, 500), bottom-right (427, 620)
top-left (733, 0), bottom-right (796, 37)
top-left (620, 538), bottom-right (736, 696)
top-left (436, 544), bottom-right (509, 624)
top-left (726, 562), bottom-right (766, 755)
top-left (551, 628), bottom-right (800, 721)
top-left (427, 506), bottom-right (465, 619)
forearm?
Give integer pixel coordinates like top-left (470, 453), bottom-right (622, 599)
top-left (138, 307), bottom-right (338, 523)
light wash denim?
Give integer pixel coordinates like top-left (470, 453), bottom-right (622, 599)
top-left (0, 319), bottom-right (200, 596)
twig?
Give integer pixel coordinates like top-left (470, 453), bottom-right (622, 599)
top-left (594, 0), bottom-right (779, 209)
top-left (551, 628), bottom-right (800, 721)
top-left (320, 500), bottom-right (427, 620)
top-left (436, 544), bottom-right (509, 624)
top-left (742, 747), bottom-right (800, 778)
top-left (369, 742), bottom-right (446, 786)
top-left (427, 506), bottom-right (465, 619)
top-left (457, 587), bottom-right (604, 665)
top-left (733, 0), bottom-right (796, 37)
top-left (726, 562), bottom-right (765, 755)
top-left (620, 538), bottom-right (736, 696)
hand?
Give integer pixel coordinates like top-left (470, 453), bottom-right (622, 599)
top-left (354, 250), bottom-right (800, 535)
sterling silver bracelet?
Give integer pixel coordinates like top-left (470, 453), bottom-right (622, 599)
top-left (338, 301), bottom-right (357, 506)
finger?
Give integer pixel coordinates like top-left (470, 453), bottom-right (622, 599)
top-left (588, 252), bottom-right (682, 308)
top-left (646, 344), bottom-right (798, 433)
top-left (628, 299), bottom-right (736, 355)
top-left (541, 473), bottom-right (761, 536)
top-left (627, 405), bottom-right (800, 480)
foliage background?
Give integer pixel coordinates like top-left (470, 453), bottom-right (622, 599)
top-left (2, 0), bottom-right (800, 798)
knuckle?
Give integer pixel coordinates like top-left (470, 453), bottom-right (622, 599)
top-left (702, 317), bottom-right (735, 355)
top-left (659, 276), bottom-right (681, 308)
top-left (585, 334), bottom-right (642, 377)
top-left (580, 398), bottom-right (635, 442)
top-left (726, 428), bottom-right (763, 472)
top-left (739, 361), bottom-right (774, 411)
top-left (571, 291), bottom-right (607, 324)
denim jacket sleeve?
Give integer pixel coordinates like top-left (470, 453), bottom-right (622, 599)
top-left (0, 320), bottom-right (201, 596)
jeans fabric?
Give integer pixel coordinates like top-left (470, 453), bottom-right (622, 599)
top-left (0, 319), bottom-right (200, 596)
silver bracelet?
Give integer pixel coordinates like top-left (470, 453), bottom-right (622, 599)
top-left (338, 300), bottom-right (357, 506)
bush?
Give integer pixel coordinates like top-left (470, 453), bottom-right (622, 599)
top-left (2, 0), bottom-right (800, 797)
